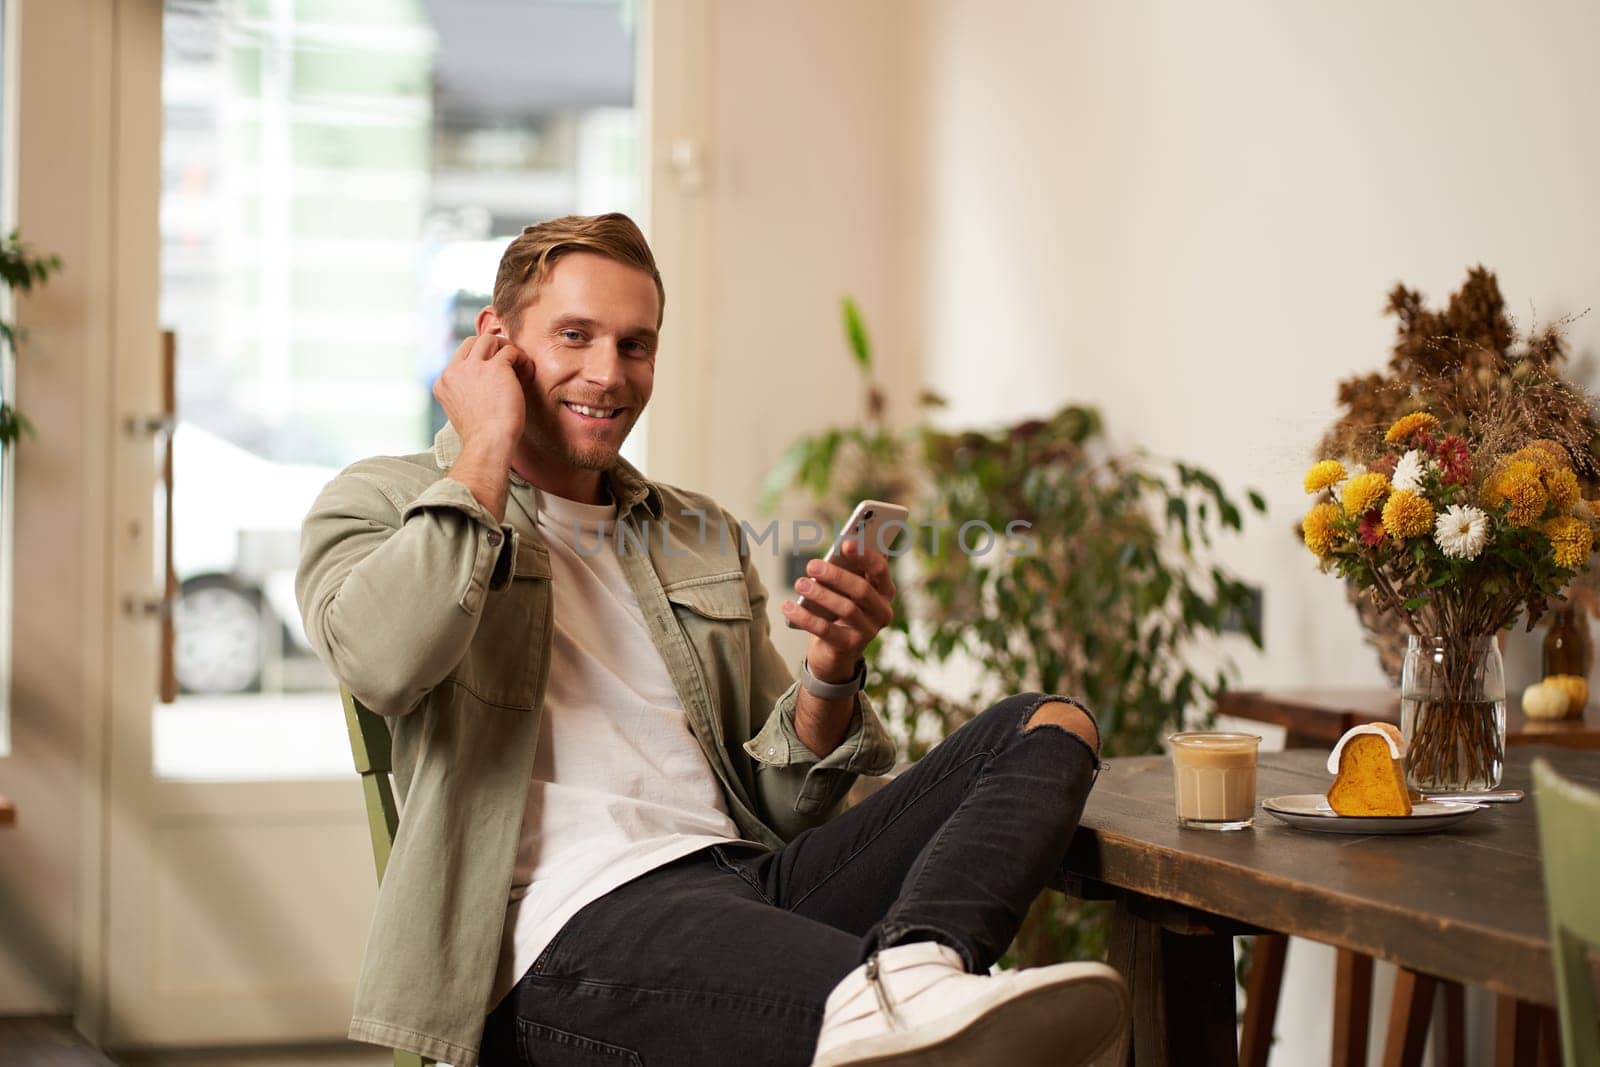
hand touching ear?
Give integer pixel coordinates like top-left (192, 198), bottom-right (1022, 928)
top-left (433, 331), bottom-right (536, 453)
top-left (432, 331), bottom-right (536, 522)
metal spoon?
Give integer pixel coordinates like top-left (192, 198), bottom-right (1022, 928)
top-left (1420, 789), bottom-right (1524, 804)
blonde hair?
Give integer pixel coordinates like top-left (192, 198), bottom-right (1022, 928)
top-left (493, 212), bottom-right (664, 330)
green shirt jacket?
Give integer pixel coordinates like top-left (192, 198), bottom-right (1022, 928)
top-left (295, 425), bottom-right (899, 1065)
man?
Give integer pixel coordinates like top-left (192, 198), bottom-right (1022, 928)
top-left (297, 213), bottom-right (1127, 1067)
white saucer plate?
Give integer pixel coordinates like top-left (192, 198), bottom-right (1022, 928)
top-left (1262, 794), bottom-right (1486, 835)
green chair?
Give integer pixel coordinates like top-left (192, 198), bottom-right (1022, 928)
top-left (1532, 757), bottom-right (1600, 1067)
top-left (343, 687), bottom-right (435, 1067)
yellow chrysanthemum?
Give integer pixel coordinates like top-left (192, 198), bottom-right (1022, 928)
top-left (1545, 465), bottom-right (1581, 511)
top-left (1381, 489), bottom-right (1435, 540)
top-left (1515, 439), bottom-right (1568, 473)
top-left (1303, 460), bottom-right (1346, 494)
top-left (1302, 503), bottom-right (1343, 557)
top-left (1485, 459), bottom-right (1547, 527)
top-left (1543, 516), bottom-right (1594, 569)
top-left (1341, 472), bottom-right (1390, 517)
top-left (1385, 412), bottom-right (1440, 444)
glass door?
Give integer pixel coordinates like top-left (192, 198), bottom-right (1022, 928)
top-left (104, 0), bottom-right (643, 1046)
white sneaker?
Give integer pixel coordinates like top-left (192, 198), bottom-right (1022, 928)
top-left (811, 940), bottom-right (1128, 1066)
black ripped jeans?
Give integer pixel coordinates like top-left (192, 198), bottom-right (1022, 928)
top-left (478, 692), bottom-right (1101, 1067)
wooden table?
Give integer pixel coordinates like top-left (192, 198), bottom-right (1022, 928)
top-left (1060, 746), bottom-right (1590, 1066)
top-left (1219, 687), bottom-right (1600, 751)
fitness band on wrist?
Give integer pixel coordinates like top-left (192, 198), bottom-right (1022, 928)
top-left (799, 657), bottom-right (866, 700)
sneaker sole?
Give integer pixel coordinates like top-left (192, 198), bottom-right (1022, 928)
top-left (812, 961), bottom-right (1128, 1067)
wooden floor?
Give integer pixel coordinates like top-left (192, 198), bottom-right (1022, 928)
top-left (0, 1019), bottom-right (387, 1067)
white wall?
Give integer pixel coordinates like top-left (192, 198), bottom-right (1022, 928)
top-left (906, 0), bottom-right (1600, 699)
top-left (898, 2), bottom-right (1600, 1063)
top-left (660, 0), bottom-right (1600, 691)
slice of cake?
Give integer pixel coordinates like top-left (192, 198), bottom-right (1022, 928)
top-left (1326, 722), bottom-right (1412, 816)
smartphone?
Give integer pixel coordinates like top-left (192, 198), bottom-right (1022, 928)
top-left (787, 499), bottom-right (910, 626)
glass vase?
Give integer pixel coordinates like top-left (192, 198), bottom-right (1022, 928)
top-left (1399, 635), bottom-right (1506, 792)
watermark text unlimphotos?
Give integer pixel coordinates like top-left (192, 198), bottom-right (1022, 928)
top-left (565, 509), bottom-right (1036, 559)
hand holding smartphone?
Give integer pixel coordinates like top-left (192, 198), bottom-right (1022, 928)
top-left (787, 499), bottom-right (908, 626)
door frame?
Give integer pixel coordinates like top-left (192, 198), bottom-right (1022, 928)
top-left (84, 0), bottom-right (164, 1043)
top-left (638, 0), bottom-right (714, 493)
top-left (4, 0), bottom-right (137, 1034)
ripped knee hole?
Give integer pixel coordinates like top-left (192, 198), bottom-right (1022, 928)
top-left (1024, 700), bottom-right (1100, 751)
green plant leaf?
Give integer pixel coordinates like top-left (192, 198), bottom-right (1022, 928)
top-left (841, 295), bottom-right (872, 374)
top-left (759, 438), bottom-right (813, 514)
top-left (0, 402), bottom-right (34, 446)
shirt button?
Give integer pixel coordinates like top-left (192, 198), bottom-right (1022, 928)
top-left (487, 531), bottom-right (503, 547)
top-left (767, 747), bottom-right (776, 756)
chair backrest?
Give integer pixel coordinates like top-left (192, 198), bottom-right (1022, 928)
top-left (341, 687), bottom-right (434, 1067)
top-left (1532, 757), bottom-right (1600, 1067)
top-left (342, 687), bottom-right (403, 883)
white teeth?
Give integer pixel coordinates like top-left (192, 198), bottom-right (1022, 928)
top-left (567, 403), bottom-right (617, 418)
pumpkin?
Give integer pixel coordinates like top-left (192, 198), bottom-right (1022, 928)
top-left (1544, 674), bottom-right (1589, 713)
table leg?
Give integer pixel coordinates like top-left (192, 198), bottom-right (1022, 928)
top-left (1381, 967), bottom-right (1436, 1067)
top-left (1494, 995), bottom-right (1539, 1067)
top-left (1431, 980), bottom-right (1464, 1067)
top-left (1106, 900), bottom-right (1237, 1067)
top-left (1535, 1004), bottom-right (1560, 1067)
top-left (1239, 933), bottom-right (1288, 1067)
top-left (1332, 949), bottom-right (1374, 1067)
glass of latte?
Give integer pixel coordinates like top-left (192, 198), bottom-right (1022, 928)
top-left (1169, 732), bottom-right (1262, 830)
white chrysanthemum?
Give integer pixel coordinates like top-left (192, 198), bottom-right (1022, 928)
top-left (1434, 504), bottom-right (1489, 560)
top-left (1390, 449), bottom-right (1432, 494)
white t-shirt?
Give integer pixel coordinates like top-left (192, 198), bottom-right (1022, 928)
top-left (491, 485), bottom-right (758, 1003)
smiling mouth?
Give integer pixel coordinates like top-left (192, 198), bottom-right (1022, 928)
top-left (563, 401), bottom-right (625, 421)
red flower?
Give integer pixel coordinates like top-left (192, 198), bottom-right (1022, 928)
top-left (1359, 510), bottom-right (1387, 546)
top-left (1431, 435), bottom-right (1471, 486)
top-left (1369, 454), bottom-right (1399, 479)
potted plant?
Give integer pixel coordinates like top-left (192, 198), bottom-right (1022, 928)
top-left (766, 299), bottom-right (1265, 965)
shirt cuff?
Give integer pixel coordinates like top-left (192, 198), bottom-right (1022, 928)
top-left (743, 673), bottom-right (898, 811)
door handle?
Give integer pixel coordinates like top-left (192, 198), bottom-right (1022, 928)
top-left (158, 331), bottom-right (177, 702)
top-left (122, 596), bottom-right (169, 620)
top-left (124, 332), bottom-right (179, 701)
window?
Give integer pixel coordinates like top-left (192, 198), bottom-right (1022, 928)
top-left (155, 0), bottom-right (640, 779)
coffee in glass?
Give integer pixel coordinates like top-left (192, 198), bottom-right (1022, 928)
top-left (1169, 731), bottom-right (1262, 830)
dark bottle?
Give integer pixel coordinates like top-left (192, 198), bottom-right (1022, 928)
top-left (1541, 605), bottom-right (1593, 683)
